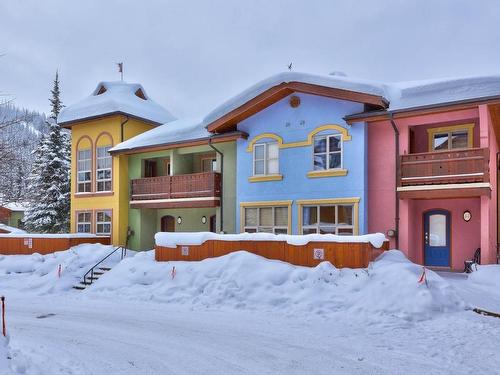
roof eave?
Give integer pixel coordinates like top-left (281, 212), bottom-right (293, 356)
top-left (59, 111), bottom-right (165, 128)
top-left (109, 131), bottom-right (248, 156)
top-left (206, 81), bottom-right (388, 133)
top-left (345, 94), bottom-right (500, 124)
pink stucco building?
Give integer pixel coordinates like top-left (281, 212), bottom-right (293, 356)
top-left (347, 78), bottom-right (500, 270)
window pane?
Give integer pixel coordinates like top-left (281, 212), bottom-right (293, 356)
top-left (429, 214), bottom-right (446, 246)
top-left (258, 227), bottom-right (274, 233)
top-left (302, 228), bottom-right (317, 235)
top-left (254, 160), bottom-right (265, 175)
top-left (314, 137), bottom-right (326, 153)
top-left (451, 131), bottom-right (468, 149)
top-left (259, 207), bottom-right (273, 227)
top-left (314, 154), bottom-right (327, 170)
top-left (319, 226), bottom-right (335, 234)
top-left (245, 208), bottom-right (258, 226)
top-left (320, 206), bottom-right (335, 225)
top-left (338, 205), bottom-right (353, 225)
top-left (433, 133), bottom-right (449, 150)
top-left (303, 206), bottom-right (318, 226)
top-left (244, 227), bottom-right (257, 233)
top-left (337, 227), bottom-right (353, 235)
top-left (254, 144), bottom-right (265, 159)
top-left (267, 159), bottom-right (279, 174)
top-left (274, 228), bottom-right (288, 234)
top-left (329, 136), bottom-right (341, 152)
top-left (274, 207), bottom-right (288, 226)
top-left (328, 153), bottom-right (341, 169)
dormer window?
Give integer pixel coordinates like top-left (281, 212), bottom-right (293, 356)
top-left (96, 86), bottom-right (107, 95)
top-left (135, 89), bottom-right (146, 100)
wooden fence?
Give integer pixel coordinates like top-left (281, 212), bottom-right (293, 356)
top-left (156, 240), bottom-right (389, 268)
top-left (0, 236), bottom-right (111, 255)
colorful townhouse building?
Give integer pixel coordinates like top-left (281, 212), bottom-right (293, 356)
top-left (60, 72), bottom-right (500, 269)
top-left (58, 81), bottom-right (176, 246)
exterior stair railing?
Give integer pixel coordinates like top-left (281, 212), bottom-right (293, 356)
top-left (81, 246), bottom-right (126, 286)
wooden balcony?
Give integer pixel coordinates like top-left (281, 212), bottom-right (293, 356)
top-left (398, 148), bottom-right (490, 199)
top-left (130, 172), bottom-right (221, 209)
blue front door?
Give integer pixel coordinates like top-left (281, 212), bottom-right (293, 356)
top-left (424, 209), bottom-right (451, 267)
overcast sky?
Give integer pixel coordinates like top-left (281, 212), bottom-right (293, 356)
top-left (1, 0), bottom-right (500, 118)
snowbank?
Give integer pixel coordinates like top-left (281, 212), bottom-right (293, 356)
top-left (155, 231), bottom-right (387, 249)
top-left (0, 225), bottom-right (26, 234)
top-left (90, 249), bottom-right (464, 321)
top-left (0, 244), bottom-right (122, 294)
top-left (0, 233), bottom-right (106, 238)
top-left (0, 337), bottom-right (10, 374)
top-left (468, 265), bottom-right (500, 288)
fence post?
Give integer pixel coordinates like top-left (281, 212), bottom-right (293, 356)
top-left (1, 296), bottom-right (6, 337)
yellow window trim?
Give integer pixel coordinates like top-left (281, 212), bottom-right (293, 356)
top-left (307, 169), bottom-right (348, 178)
top-left (240, 200), bottom-right (293, 233)
top-left (427, 123), bottom-right (474, 152)
top-left (248, 174), bottom-right (283, 182)
top-left (245, 124), bottom-right (351, 152)
top-left (296, 197), bottom-right (360, 235)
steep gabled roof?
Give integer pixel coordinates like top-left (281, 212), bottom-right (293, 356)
top-left (58, 81), bottom-right (176, 126)
top-left (203, 72), bottom-right (389, 133)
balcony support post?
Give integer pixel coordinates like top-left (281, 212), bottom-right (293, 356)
top-left (390, 114), bottom-right (400, 249)
top-left (209, 138), bottom-right (224, 233)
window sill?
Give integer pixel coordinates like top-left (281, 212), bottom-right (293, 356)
top-left (248, 174), bottom-right (283, 183)
top-left (307, 169), bottom-right (348, 178)
top-left (74, 191), bottom-right (114, 198)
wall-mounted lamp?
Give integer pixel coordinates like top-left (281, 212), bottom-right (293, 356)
top-left (201, 216), bottom-right (207, 224)
top-left (463, 210), bottom-right (472, 222)
top-left (177, 216), bottom-right (182, 225)
top-left (386, 229), bottom-right (397, 238)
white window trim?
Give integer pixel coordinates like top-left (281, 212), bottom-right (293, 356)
top-left (76, 212), bottom-right (92, 233)
top-left (301, 204), bottom-right (354, 235)
top-left (96, 146), bottom-right (112, 192)
top-left (243, 206), bottom-right (289, 234)
top-left (312, 134), bottom-right (343, 171)
top-left (77, 149), bottom-right (92, 193)
top-left (95, 210), bottom-right (112, 236)
top-left (252, 142), bottom-right (279, 176)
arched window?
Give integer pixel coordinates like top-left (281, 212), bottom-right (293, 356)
top-left (95, 133), bottom-right (113, 192)
top-left (76, 137), bottom-right (92, 193)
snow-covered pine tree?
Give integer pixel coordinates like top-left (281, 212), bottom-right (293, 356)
top-left (24, 72), bottom-right (71, 233)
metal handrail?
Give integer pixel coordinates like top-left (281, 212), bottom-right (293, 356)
top-left (82, 246), bottom-right (126, 286)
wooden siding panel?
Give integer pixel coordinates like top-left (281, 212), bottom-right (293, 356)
top-left (0, 236), bottom-right (110, 255)
top-left (156, 240), bottom-right (389, 268)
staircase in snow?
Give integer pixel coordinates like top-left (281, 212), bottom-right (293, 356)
top-left (73, 246), bottom-right (126, 291)
top-left (73, 266), bottom-right (112, 290)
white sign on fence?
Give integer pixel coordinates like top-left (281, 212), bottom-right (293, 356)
top-left (181, 246), bottom-right (189, 256)
top-left (24, 238), bottom-right (33, 249)
top-left (313, 248), bottom-right (324, 260)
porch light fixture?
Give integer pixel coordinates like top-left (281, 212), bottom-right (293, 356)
top-left (201, 216), bottom-right (207, 224)
top-left (463, 210), bottom-right (472, 222)
top-left (177, 216), bottom-right (182, 225)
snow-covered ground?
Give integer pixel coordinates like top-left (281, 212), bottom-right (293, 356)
top-left (1, 246), bottom-right (499, 374)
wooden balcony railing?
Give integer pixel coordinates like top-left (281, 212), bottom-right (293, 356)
top-left (399, 148), bottom-right (489, 186)
top-left (131, 172), bottom-right (222, 201)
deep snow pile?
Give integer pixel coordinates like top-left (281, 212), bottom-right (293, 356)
top-left (0, 337), bottom-right (10, 374)
top-left (0, 244), bottom-right (121, 294)
top-left (89, 249), bottom-right (465, 321)
top-left (468, 264), bottom-right (500, 288)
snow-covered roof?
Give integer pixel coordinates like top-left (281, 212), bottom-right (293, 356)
top-left (1, 202), bottom-right (27, 212)
top-left (203, 71), bottom-right (387, 126)
top-left (58, 81), bottom-right (176, 125)
top-left (110, 117), bottom-right (210, 153)
top-left (0, 223), bottom-right (26, 234)
top-left (387, 75), bottom-right (500, 111)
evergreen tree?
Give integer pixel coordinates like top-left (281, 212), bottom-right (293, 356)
top-left (24, 72), bottom-right (71, 233)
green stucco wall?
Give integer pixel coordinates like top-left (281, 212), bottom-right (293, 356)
top-left (8, 211), bottom-right (24, 228)
top-left (127, 141), bottom-right (237, 251)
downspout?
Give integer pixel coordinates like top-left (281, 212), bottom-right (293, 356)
top-left (389, 113), bottom-right (400, 249)
top-left (120, 115), bottom-right (129, 142)
top-left (208, 137), bottom-right (224, 233)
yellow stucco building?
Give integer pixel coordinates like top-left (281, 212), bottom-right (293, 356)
top-left (58, 81), bottom-right (175, 245)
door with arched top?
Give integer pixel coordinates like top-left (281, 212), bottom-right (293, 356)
top-left (161, 215), bottom-right (175, 232)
